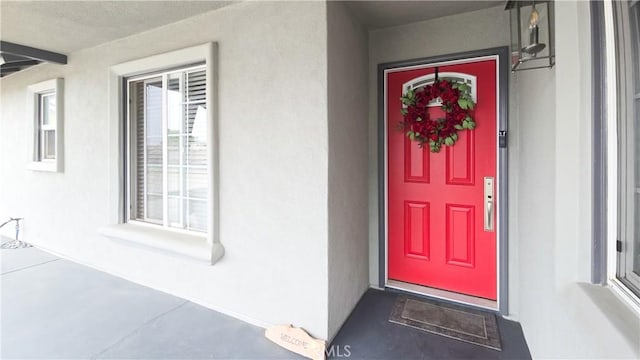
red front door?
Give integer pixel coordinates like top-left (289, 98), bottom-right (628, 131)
top-left (386, 59), bottom-right (497, 300)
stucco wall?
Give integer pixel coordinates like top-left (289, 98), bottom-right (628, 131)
top-left (326, 2), bottom-right (370, 340)
top-left (514, 1), bottom-right (639, 357)
top-left (0, 1), bottom-right (331, 339)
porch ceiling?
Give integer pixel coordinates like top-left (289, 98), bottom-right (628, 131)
top-left (0, 1), bottom-right (237, 55)
top-left (345, 1), bottom-right (504, 29)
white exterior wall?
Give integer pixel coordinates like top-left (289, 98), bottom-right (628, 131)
top-left (0, 1), bottom-right (331, 339)
top-left (368, 2), bottom-right (639, 358)
top-left (327, 2), bottom-right (370, 340)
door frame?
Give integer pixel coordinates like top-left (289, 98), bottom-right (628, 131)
top-left (377, 47), bottom-right (510, 314)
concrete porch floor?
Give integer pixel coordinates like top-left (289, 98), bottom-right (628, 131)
top-left (1, 242), bottom-right (530, 359)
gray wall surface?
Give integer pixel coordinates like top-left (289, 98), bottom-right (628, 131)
top-left (327, 1), bottom-right (370, 340)
top-left (512, 2), bottom-right (638, 357)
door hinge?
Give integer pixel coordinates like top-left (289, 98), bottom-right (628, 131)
top-left (616, 240), bottom-right (622, 252)
top-left (499, 130), bottom-right (508, 148)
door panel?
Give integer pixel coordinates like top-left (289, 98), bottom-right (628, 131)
top-left (405, 201), bottom-right (430, 259)
top-left (387, 59), bottom-right (497, 300)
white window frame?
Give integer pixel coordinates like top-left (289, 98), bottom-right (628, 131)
top-left (39, 92), bottom-right (56, 160)
top-left (604, 0), bottom-right (640, 313)
top-left (26, 78), bottom-right (64, 172)
top-left (126, 64), bottom-right (208, 233)
top-left (402, 72), bottom-right (478, 104)
top-left (101, 43), bottom-right (223, 264)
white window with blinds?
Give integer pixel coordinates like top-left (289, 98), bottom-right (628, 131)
top-left (126, 65), bottom-right (208, 233)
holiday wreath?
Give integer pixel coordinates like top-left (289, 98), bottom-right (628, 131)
top-left (399, 79), bottom-right (476, 153)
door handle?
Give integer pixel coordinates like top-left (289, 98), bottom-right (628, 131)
top-left (484, 177), bottom-right (494, 232)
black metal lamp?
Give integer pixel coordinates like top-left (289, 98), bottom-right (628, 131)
top-left (506, 0), bottom-right (555, 71)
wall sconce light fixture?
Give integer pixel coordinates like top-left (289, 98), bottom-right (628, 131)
top-left (506, 0), bottom-right (555, 71)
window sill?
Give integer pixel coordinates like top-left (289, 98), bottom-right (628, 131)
top-left (27, 161), bottom-right (61, 173)
top-left (98, 223), bottom-right (223, 264)
top-left (609, 278), bottom-right (640, 315)
top-left (578, 282), bottom-right (640, 352)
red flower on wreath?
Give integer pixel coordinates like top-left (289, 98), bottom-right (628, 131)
top-left (399, 79), bottom-right (476, 152)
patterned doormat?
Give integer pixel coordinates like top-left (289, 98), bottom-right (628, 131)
top-left (389, 296), bottom-right (502, 351)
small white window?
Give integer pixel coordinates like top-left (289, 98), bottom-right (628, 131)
top-left (27, 78), bottom-right (64, 172)
top-left (38, 92), bottom-right (57, 160)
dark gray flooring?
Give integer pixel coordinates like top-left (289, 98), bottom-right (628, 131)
top-left (2, 240), bottom-right (530, 359)
top-left (330, 289), bottom-right (531, 360)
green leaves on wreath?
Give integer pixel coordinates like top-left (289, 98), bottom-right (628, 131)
top-left (452, 82), bottom-right (475, 110)
top-left (452, 82), bottom-right (471, 95)
top-left (400, 89), bottom-right (416, 106)
top-left (462, 115), bottom-right (476, 130)
top-left (443, 132), bottom-right (459, 147)
top-left (429, 139), bottom-right (441, 152)
top-left (452, 82), bottom-right (467, 91)
top-left (454, 117), bottom-right (476, 130)
top-left (457, 97), bottom-right (475, 110)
